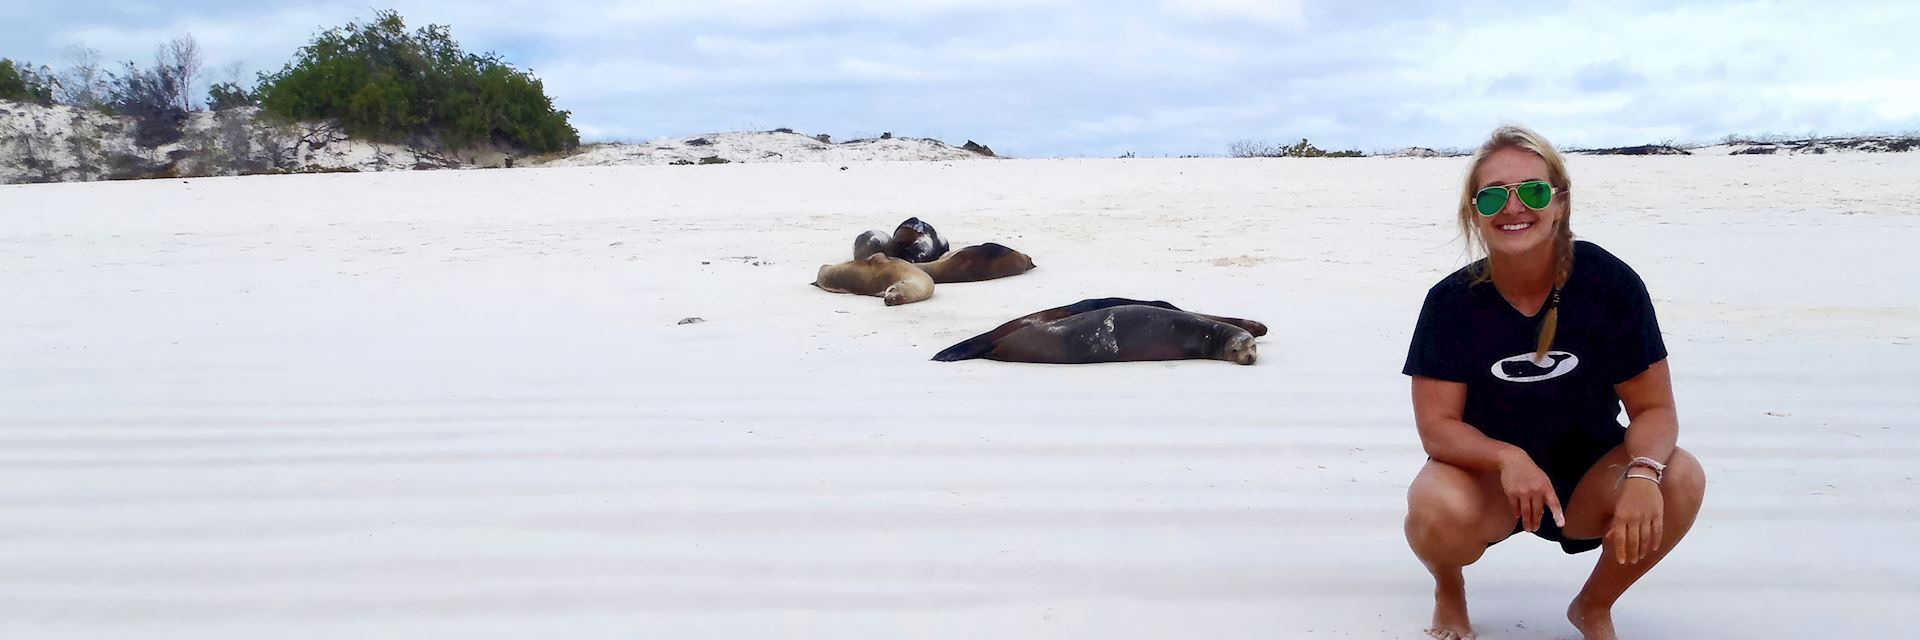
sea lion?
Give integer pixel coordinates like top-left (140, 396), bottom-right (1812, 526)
top-left (964, 304), bottom-right (1257, 365)
top-left (813, 253), bottom-right (935, 306)
top-left (931, 297), bottom-right (1267, 361)
top-left (853, 229), bottom-right (894, 261)
top-left (889, 217), bottom-right (950, 263)
top-left (914, 242), bottom-right (1036, 283)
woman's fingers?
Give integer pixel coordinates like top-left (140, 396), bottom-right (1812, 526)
top-left (1545, 491), bottom-right (1566, 529)
top-left (1641, 518), bottom-right (1661, 563)
top-left (1628, 520), bottom-right (1643, 564)
top-left (1517, 495), bottom-right (1530, 531)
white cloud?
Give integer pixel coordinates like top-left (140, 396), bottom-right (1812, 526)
top-left (1158, 0), bottom-right (1307, 27)
top-left (6, 0), bottom-right (1917, 155)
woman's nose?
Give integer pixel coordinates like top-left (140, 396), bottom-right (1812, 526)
top-left (1503, 187), bottom-right (1527, 214)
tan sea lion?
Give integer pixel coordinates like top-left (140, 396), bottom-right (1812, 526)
top-left (813, 253), bottom-right (935, 306)
top-left (931, 298), bottom-right (1266, 361)
top-left (914, 242), bottom-right (1036, 283)
top-left (959, 304), bottom-right (1257, 365)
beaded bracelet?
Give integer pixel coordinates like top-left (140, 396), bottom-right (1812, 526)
top-left (1627, 456), bottom-right (1667, 481)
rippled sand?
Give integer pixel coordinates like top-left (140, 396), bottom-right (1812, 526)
top-left (3, 155), bottom-right (1916, 638)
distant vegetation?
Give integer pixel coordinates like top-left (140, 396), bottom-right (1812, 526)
top-left (0, 59), bottom-right (55, 103)
top-left (1, 9), bottom-right (577, 154)
top-left (256, 10), bottom-right (577, 153)
top-left (1229, 138), bottom-right (1365, 158)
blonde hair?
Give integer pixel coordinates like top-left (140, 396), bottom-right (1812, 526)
top-left (1456, 124), bottom-right (1574, 360)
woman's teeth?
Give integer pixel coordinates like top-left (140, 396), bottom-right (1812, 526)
top-left (1500, 222), bottom-right (1532, 231)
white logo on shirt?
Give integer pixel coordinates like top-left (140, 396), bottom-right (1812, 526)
top-left (1490, 351), bottom-right (1580, 383)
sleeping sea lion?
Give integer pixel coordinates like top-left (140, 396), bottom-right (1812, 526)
top-left (968, 304), bottom-right (1257, 365)
top-left (931, 297), bottom-right (1267, 361)
top-left (852, 229), bottom-right (894, 261)
top-left (889, 217), bottom-right (950, 263)
top-left (813, 253), bottom-right (935, 306)
top-left (914, 242), bottom-right (1036, 283)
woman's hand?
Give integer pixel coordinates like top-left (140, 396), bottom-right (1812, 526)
top-left (1608, 478), bottom-right (1664, 564)
top-left (1496, 449), bottom-right (1564, 532)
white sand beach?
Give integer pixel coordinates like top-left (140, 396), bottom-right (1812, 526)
top-left (2, 155), bottom-right (1917, 639)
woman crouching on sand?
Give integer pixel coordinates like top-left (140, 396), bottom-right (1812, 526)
top-left (1400, 125), bottom-right (1707, 640)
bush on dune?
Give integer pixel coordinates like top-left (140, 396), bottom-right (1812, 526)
top-left (254, 10), bottom-right (579, 153)
top-left (1228, 138), bottom-right (1365, 158)
top-left (0, 59), bottom-right (56, 104)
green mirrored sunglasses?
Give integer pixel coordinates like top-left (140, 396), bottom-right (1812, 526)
top-left (1473, 180), bottom-right (1562, 217)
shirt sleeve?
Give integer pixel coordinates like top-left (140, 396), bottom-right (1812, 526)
top-left (1403, 285), bottom-right (1471, 382)
top-left (1600, 268), bottom-right (1669, 385)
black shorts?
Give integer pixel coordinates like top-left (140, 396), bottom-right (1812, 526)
top-left (1492, 426), bottom-right (1624, 554)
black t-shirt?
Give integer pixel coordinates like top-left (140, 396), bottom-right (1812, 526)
top-left (1402, 240), bottom-right (1667, 462)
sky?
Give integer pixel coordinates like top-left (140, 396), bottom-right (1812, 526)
top-left (5, 0), bottom-right (1918, 157)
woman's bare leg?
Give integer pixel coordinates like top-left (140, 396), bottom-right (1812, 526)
top-left (1405, 460), bottom-right (1522, 640)
top-left (1557, 446), bottom-right (1708, 639)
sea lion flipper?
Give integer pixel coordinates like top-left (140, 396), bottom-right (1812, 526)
top-left (1195, 314), bottom-right (1267, 337)
top-left (931, 334), bottom-right (998, 361)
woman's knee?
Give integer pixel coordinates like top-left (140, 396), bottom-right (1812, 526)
top-left (1664, 447), bottom-right (1707, 505)
top-left (1406, 491), bottom-right (1475, 535)
top-left (1405, 466), bottom-right (1498, 544)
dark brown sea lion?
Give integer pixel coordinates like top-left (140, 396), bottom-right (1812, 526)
top-left (960, 304), bottom-right (1257, 365)
top-left (914, 243), bottom-right (1036, 283)
top-left (813, 253), bottom-right (935, 306)
top-left (850, 217), bottom-right (951, 263)
top-left (890, 217), bottom-right (950, 263)
top-left (931, 297), bottom-right (1266, 361)
top-left (853, 229), bottom-right (893, 261)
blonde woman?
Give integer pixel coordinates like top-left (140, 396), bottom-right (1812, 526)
top-left (1401, 125), bottom-right (1708, 640)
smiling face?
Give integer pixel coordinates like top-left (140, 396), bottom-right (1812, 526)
top-left (1471, 147), bottom-right (1565, 259)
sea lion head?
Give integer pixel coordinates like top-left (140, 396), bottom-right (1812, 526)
top-left (1222, 331), bottom-right (1258, 365)
top-left (891, 217), bottom-right (949, 263)
top-left (880, 283), bottom-right (912, 306)
top-left (852, 229), bottom-right (893, 261)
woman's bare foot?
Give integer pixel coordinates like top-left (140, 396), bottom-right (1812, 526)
top-left (1427, 569), bottom-right (1474, 639)
top-left (1567, 598), bottom-right (1618, 640)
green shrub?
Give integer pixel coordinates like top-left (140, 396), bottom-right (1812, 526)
top-left (0, 59), bottom-right (55, 103)
top-left (254, 10), bottom-right (578, 153)
top-left (207, 81), bottom-right (258, 110)
top-left (1228, 138), bottom-right (1366, 158)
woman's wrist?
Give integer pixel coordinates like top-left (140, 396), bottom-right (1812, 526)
top-left (1625, 455), bottom-right (1667, 481)
top-left (1493, 445), bottom-right (1529, 472)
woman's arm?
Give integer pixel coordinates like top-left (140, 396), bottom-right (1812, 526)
top-left (1412, 375), bottom-right (1563, 530)
top-left (1411, 375), bottom-right (1525, 471)
top-left (1609, 358), bottom-right (1677, 564)
top-left (1615, 359), bottom-right (1678, 463)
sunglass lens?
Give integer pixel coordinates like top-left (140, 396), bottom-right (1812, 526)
top-left (1475, 187), bottom-right (1507, 216)
top-left (1516, 181), bottom-right (1553, 209)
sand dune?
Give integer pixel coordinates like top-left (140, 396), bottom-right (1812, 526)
top-left (539, 131), bottom-right (992, 167)
top-left (2, 155), bottom-right (1917, 638)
